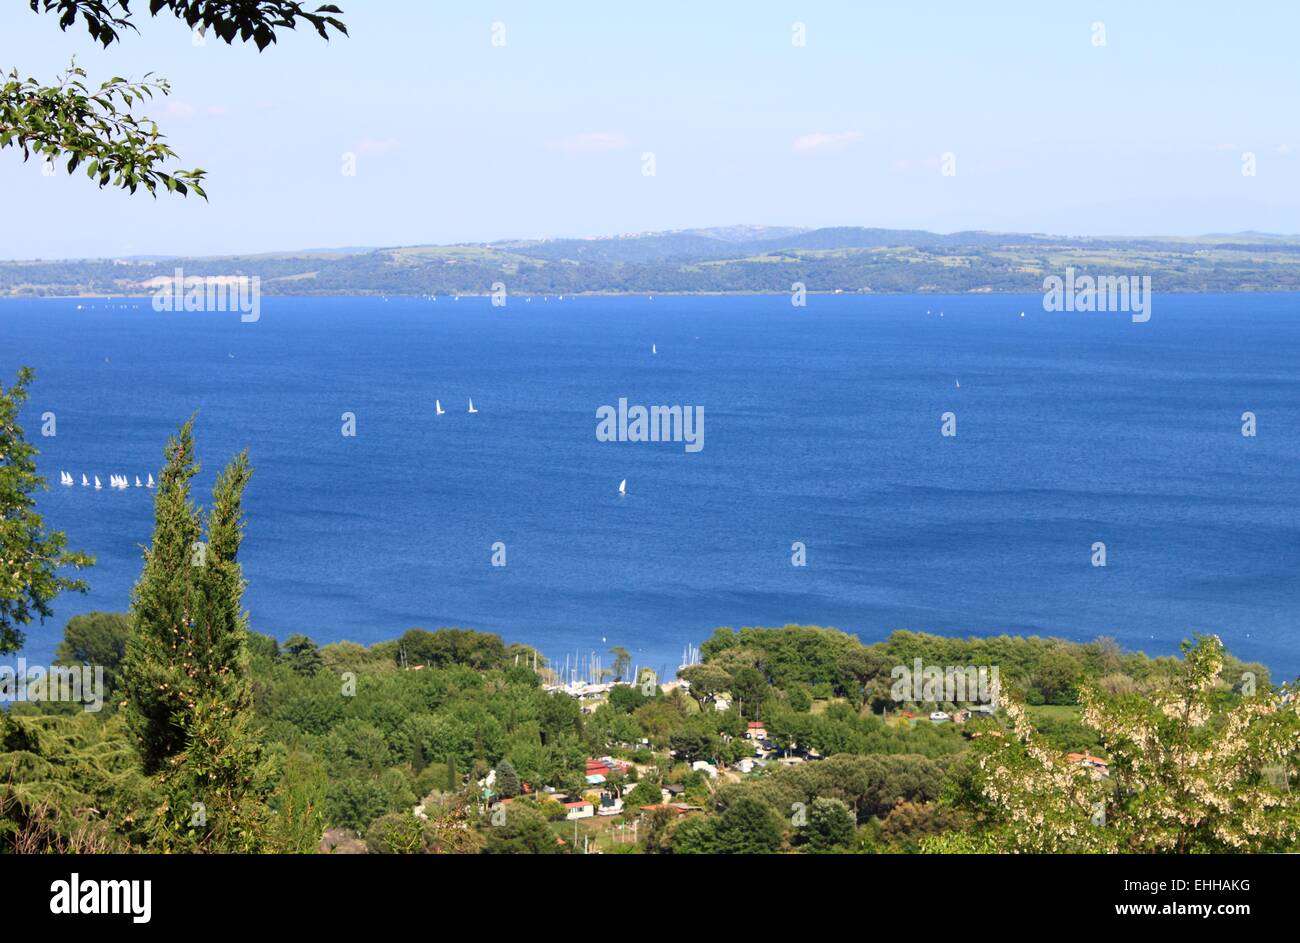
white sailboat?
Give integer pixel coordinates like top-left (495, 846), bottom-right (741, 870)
top-left (81, 474), bottom-right (89, 487)
top-left (94, 476), bottom-right (102, 490)
top-left (955, 379), bottom-right (960, 389)
top-left (651, 343), bottom-right (657, 354)
top-left (135, 476), bottom-right (142, 487)
top-left (146, 474), bottom-right (155, 489)
top-left (435, 399), bottom-right (445, 416)
top-left (467, 399), bottom-right (478, 414)
top-left (618, 478), bottom-right (626, 496)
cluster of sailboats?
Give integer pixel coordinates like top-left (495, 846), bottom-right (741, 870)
top-left (59, 471), bottom-right (154, 490)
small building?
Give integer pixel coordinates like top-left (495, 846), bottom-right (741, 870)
top-left (563, 800), bottom-right (595, 820)
top-left (1067, 752), bottom-right (1109, 767)
top-left (1066, 752), bottom-right (1111, 780)
top-left (745, 721), bottom-right (768, 740)
top-left (584, 755), bottom-right (631, 785)
top-left (660, 784), bottom-right (686, 803)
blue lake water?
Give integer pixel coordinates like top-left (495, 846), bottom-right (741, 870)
top-left (3, 293), bottom-right (1298, 680)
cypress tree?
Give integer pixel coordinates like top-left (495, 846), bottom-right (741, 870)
top-left (122, 419), bottom-right (202, 768)
top-left (122, 419), bottom-right (270, 850)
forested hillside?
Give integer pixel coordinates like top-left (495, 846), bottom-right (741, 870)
top-left (7, 228), bottom-right (1300, 297)
top-left (6, 615), bottom-right (1295, 854)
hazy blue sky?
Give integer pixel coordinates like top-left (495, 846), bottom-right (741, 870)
top-left (2, 1), bottom-right (1298, 258)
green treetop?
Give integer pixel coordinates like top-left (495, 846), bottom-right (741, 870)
top-left (0, 367), bottom-right (93, 654)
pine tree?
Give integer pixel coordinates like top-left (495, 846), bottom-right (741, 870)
top-left (122, 419), bottom-right (271, 851)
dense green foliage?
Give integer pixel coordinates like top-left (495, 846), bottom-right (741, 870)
top-left (0, 368), bottom-right (92, 653)
top-left (54, 611), bottom-right (128, 703)
top-left (6, 612), bottom-right (1293, 853)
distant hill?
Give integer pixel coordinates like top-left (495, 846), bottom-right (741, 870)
top-left (5, 226), bottom-right (1300, 297)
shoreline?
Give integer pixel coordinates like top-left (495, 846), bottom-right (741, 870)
top-left (4, 287), bottom-right (1300, 301)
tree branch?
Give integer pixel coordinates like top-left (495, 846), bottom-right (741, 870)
top-left (0, 61), bottom-right (206, 197)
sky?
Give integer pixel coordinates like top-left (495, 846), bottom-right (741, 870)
top-left (1, 1), bottom-right (1298, 258)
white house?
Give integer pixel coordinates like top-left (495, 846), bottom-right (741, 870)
top-left (563, 800), bottom-right (594, 820)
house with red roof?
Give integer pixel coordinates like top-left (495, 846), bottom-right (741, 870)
top-left (563, 800), bottom-right (595, 820)
top-left (584, 756), bottom-right (631, 784)
top-left (1066, 752), bottom-right (1110, 779)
